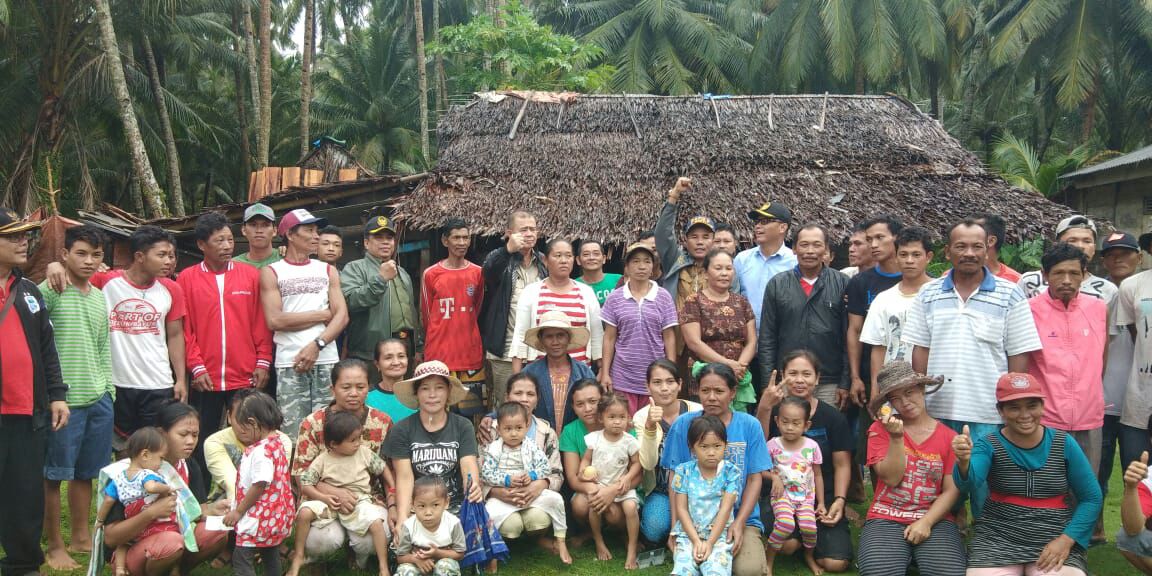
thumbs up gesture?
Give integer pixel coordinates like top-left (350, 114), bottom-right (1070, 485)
top-left (1124, 451), bottom-right (1150, 489)
top-left (952, 425), bottom-right (973, 463)
top-left (646, 398), bottom-right (663, 431)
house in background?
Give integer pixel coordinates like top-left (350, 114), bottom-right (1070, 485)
top-left (1060, 144), bottom-right (1152, 247)
top-left (396, 91), bottom-right (1077, 262)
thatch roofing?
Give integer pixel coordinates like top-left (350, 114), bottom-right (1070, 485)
top-left (396, 93), bottom-right (1076, 244)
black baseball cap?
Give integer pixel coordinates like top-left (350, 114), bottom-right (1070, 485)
top-left (748, 201), bottom-right (793, 224)
top-left (0, 207), bottom-right (40, 235)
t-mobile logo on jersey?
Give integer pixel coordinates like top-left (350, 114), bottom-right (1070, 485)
top-left (438, 297), bottom-right (474, 319)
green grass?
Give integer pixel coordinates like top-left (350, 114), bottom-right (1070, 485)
top-left (36, 460), bottom-right (1138, 576)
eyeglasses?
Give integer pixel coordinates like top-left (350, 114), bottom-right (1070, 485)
top-left (0, 232), bottom-right (29, 243)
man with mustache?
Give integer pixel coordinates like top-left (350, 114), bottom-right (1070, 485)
top-left (902, 218), bottom-right (1042, 518)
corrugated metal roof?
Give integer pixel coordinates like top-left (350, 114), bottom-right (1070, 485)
top-left (1063, 144), bottom-right (1152, 180)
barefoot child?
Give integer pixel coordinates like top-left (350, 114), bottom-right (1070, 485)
top-left (396, 476), bottom-right (467, 576)
top-left (94, 428), bottom-right (173, 576)
top-left (224, 392), bottom-right (295, 576)
top-left (670, 415), bottom-right (741, 576)
top-left (287, 411), bottom-right (392, 576)
top-left (481, 402), bottom-right (571, 564)
top-left (579, 392), bottom-right (641, 568)
top-left (766, 397), bottom-right (825, 575)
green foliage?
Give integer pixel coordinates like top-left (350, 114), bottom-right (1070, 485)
top-left (991, 132), bottom-right (1091, 196)
top-left (926, 237), bottom-right (1046, 277)
top-left (430, 1), bottom-right (613, 93)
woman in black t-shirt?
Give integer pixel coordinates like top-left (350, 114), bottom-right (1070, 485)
top-left (384, 360), bottom-right (482, 521)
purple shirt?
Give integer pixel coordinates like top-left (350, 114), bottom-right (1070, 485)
top-left (601, 281), bottom-right (678, 394)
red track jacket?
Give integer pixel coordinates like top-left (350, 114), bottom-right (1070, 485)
top-left (179, 261), bottom-right (272, 391)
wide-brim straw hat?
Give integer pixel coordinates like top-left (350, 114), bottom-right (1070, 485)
top-left (395, 360), bottom-right (469, 410)
top-left (524, 310), bottom-right (590, 353)
top-left (868, 360), bottom-right (944, 418)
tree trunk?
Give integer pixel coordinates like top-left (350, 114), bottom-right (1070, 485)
top-left (141, 35), bottom-right (184, 216)
top-left (433, 0), bottom-right (447, 113)
top-left (93, 0), bottom-right (167, 218)
top-left (300, 0), bottom-right (314, 158)
top-left (414, 0), bottom-right (430, 162)
top-left (928, 65), bottom-right (940, 119)
top-left (242, 2), bottom-right (264, 168)
top-left (258, 0), bottom-right (272, 167)
top-left (233, 9), bottom-right (253, 199)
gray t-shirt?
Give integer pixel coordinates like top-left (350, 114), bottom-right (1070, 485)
top-left (384, 413), bottom-right (478, 510)
top-left (1116, 270), bottom-right (1152, 429)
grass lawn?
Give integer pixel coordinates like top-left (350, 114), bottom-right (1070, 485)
top-left (34, 459), bottom-right (1138, 576)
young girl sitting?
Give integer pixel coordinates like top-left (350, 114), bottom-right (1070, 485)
top-left (481, 402), bottom-right (571, 564)
top-left (396, 476), bottom-right (467, 576)
top-left (579, 392), bottom-right (641, 568)
top-left (766, 396), bottom-right (825, 576)
top-left (223, 392), bottom-right (295, 576)
top-left (94, 427), bottom-right (173, 576)
top-left (670, 415), bottom-right (741, 576)
top-left (287, 411), bottom-right (392, 576)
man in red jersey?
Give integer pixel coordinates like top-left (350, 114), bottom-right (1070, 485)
top-left (421, 219), bottom-right (486, 417)
top-left (179, 212), bottom-right (272, 469)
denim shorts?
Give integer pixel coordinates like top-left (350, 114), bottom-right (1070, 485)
top-left (1117, 528), bottom-right (1152, 557)
top-left (45, 393), bottom-right (114, 481)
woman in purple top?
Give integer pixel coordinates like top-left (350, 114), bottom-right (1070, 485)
top-left (599, 243), bottom-right (679, 415)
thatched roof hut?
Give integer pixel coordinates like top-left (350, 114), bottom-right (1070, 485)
top-left (396, 93), bottom-right (1075, 245)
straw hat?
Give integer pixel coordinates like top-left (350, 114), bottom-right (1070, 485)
top-left (867, 361), bottom-right (944, 418)
top-left (395, 360), bottom-right (469, 410)
top-left (523, 310), bottom-right (589, 353)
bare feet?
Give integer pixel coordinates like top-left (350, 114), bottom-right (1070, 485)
top-left (556, 539), bottom-right (572, 565)
top-left (568, 532), bottom-right (591, 549)
top-left (594, 541), bottom-right (612, 561)
top-left (805, 549), bottom-right (825, 575)
top-left (486, 559), bottom-right (498, 573)
top-left (45, 547), bottom-right (80, 571)
top-left (624, 551), bottom-right (638, 570)
top-left (68, 538), bottom-right (93, 555)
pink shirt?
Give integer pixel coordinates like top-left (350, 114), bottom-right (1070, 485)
top-left (1028, 290), bottom-right (1107, 431)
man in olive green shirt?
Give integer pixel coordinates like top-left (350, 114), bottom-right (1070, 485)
top-left (233, 203), bottom-right (282, 268)
top-left (340, 216), bottom-right (421, 370)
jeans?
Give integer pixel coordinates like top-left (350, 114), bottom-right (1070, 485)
top-left (1099, 414), bottom-right (1122, 496)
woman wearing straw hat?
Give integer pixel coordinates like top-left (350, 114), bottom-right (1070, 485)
top-left (519, 310), bottom-right (595, 434)
top-left (953, 373), bottom-right (1103, 576)
top-left (856, 361), bottom-right (965, 576)
top-left (384, 360), bottom-right (483, 523)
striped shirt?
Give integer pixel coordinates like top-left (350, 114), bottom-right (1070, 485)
top-left (901, 269), bottom-right (1041, 424)
top-left (600, 281), bottom-right (678, 394)
top-left (39, 281), bottom-right (112, 406)
top-left (536, 285), bottom-right (590, 363)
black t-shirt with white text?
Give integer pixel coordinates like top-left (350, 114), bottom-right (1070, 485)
top-left (384, 413), bottom-right (479, 510)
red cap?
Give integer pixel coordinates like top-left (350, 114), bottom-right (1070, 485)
top-left (277, 208), bottom-right (328, 237)
top-left (995, 372), bottom-right (1046, 403)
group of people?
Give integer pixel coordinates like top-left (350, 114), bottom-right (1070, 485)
top-left (1, 171), bottom-right (1152, 576)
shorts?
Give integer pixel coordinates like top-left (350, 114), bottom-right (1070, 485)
top-left (45, 393), bottom-right (114, 481)
top-left (299, 498), bottom-right (389, 537)
top-left (452, 367), bottom-right (488, 418)
top-left (1117, 528), bottom-right (1152, 557)
top-left (811, 517), bottom-right (853, 561)
top-left (114, 387), bottom-right (174, 441)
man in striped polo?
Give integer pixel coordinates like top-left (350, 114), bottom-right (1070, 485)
top-left (903, 218), bottom-right (1042, 518)
top-left (40, 225), bottom-right (110, 570)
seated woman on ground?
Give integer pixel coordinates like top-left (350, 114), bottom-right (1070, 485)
top-left (203, 388), bottom-right (292, 503)
top-left (476, 373), bottom-right (564, 554)
top-left (634, 359), bottom-right (701, 547)
top-left (953, 373), bottom-right (1102, 576)
top-left (99, 401), bottom-right (229, 576)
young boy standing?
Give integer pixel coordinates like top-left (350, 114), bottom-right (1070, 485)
top-left (41, 225), bottom-right (113, 570)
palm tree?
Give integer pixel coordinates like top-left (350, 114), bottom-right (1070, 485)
top-left (258, 0), bottom-right (272, 166)
top-left (93, 0), bottom-right (167, 217)
top-left (300, 0), bottom-right (314, 157)
top-left (413, 0), bottom-right (430, 161)
top-left (541, 0), bottom-right (751, 95)
top-left (310, 23), bottom-right (421, 173)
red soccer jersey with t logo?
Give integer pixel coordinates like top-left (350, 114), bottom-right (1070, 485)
top-left (421, 261), bottom-right (485, 371)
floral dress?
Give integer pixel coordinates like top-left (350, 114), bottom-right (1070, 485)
top-left (234, 434), bottom-right (295, 547)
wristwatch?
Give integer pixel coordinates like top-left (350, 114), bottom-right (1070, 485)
top-left (314, 338), bottom-right (328, 350)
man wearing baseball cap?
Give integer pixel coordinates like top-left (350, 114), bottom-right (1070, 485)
top-left (1018, 214), bottom-right (1117, 303)
top-left (0, 208), bottom-right (68, 576)
top-left (735, 200), bottom-right (796, 326)
top-left (1115, 229), bottom-right (1152, 481)
top-left (234, 202), bottom-right (281, 268)
top-left (260, 208), bottom-right (348, 439)
top-left (341, 214), bottom-right (421, 375)
top-left (655, 177), bottom-right (719, 311)
top-left (1097, 230), bottom-right (1143, 541)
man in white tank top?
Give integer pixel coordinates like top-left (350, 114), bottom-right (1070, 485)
top-left (260, 209), bottom-right (348, 439)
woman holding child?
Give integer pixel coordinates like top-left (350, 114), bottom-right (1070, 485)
top-left (101, 401), bottom-right (229, 576)
top-left (291, 358), bottom-right (396, 564)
